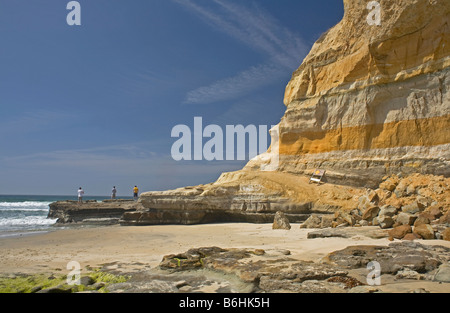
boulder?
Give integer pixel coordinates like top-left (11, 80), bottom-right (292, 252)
top-left (388, 225), bottom-right (412, 240)
top-left (320, 215), bottom-right (335, 228)
top-left (441, 228), bottom-right (450, 241)
top-left (358, 220), bottom-right (369, 226)
top-left (362, 205), bottom-right (380, 221)
top-left (413, 215), bottom-right (430, 227)
top-left (379, 177), bottom-right (398, 192)
top-left (396, 269), bottom-right (424, 280)
top-left (403, 233), bottom-right (422, 241)
top-left (426, 206), bottom-right (443, 220)
top-left (413, 224), bottom-right (435, 240)
top-left (406, 185), bottom-right (417, 196)
top-left (439, 211), bottom-right (450, 225)
top-left (396, 212), bottom-right (417, 226)
top-left (366, 189), bottom-right (379, 204)
top-left (357, 196), bottom-right (371, 212)
top-left (377, 215), bottom-right (394, 229)
top-left (272, 211), bottom-right (291, 230)
top-left (402, 201), bottom-right (425, 215)
top-left (433, 263), bottom-right (450, 283)
top-left (300, 214), bottom-right (322, 229)
top-left (335, 211), bottom-right (356, 226)
top-left (394, 181), bottom-right (408, 198)
top-left (79, 276), bottom-right (95, 287)
top-left (378, 205), bottom-right (397, 217)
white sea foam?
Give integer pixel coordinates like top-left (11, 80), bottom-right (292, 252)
top-left (0, 201), bottom-right (55, 230)
top-left (0, 201), bottom-right (51, 207)
top-left (0, 201), bottom-right (51, 211)
top-left (0, 216), bottom-right (57, 227)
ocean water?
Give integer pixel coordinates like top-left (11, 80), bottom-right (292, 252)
top-left (0, 195), bottom-right (109, 237)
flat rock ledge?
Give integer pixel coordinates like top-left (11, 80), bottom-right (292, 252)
top-left (47, 199), bottom-right (313, 226)
top-left (48, 200), bottom-right (137, 226)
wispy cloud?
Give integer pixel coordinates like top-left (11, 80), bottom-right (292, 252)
top-left (175, 0), bottom-right (308, 104)
top-left (185, 63), bottom-right (283, 105)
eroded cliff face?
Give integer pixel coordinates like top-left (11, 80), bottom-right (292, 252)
top-left (246, 0), bottom-right (450, 187)
top-left (121, 0), bottom-right (450, 225)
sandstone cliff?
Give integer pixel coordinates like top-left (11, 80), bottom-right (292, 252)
top-left (246, 0), bottom-right (450, 187)
top-left (121, 0), bottom-right (450, 225)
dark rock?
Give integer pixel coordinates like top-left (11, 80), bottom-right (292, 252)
top-left (91, 282), bottom-right (106, 290)
top-left (30, 285), bottom-right (43, 293)
top-left (36, 285), bottom-right (76, 293)
top-left (325, 242), bottom-right (448, 274)
top-left (157, 246), bottom-right (350, 293)
top-left (79, 276), bottom-right (95, 286)
top-left (160, 247), bottom-right (227, 271)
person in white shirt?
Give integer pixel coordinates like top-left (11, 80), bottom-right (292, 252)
top-left (78, 187), bottom-right (84, 203)
top-left (111, 186), bottom-right (117, 199)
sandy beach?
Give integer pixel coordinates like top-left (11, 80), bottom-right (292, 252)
top-left (0, 223), bottom-right (393, 275)
top-left (1, 223), bottom-right (450, 294)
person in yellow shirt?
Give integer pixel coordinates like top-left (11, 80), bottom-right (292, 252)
top-left (133, 186), bottom-right (139, 200)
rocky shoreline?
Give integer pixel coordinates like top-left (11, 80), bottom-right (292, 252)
top-left (47, 173), bottom-right (449, 244)
top-left (38, 172), bottom-right (450, 293)
top-left (2, 225), bottom-right (449, 293)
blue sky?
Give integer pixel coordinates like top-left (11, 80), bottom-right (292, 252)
top-left (0, 0), bottom-right (343, 196)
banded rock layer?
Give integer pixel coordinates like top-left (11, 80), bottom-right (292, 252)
top-left (247, 0), bottom-right (450, 187)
